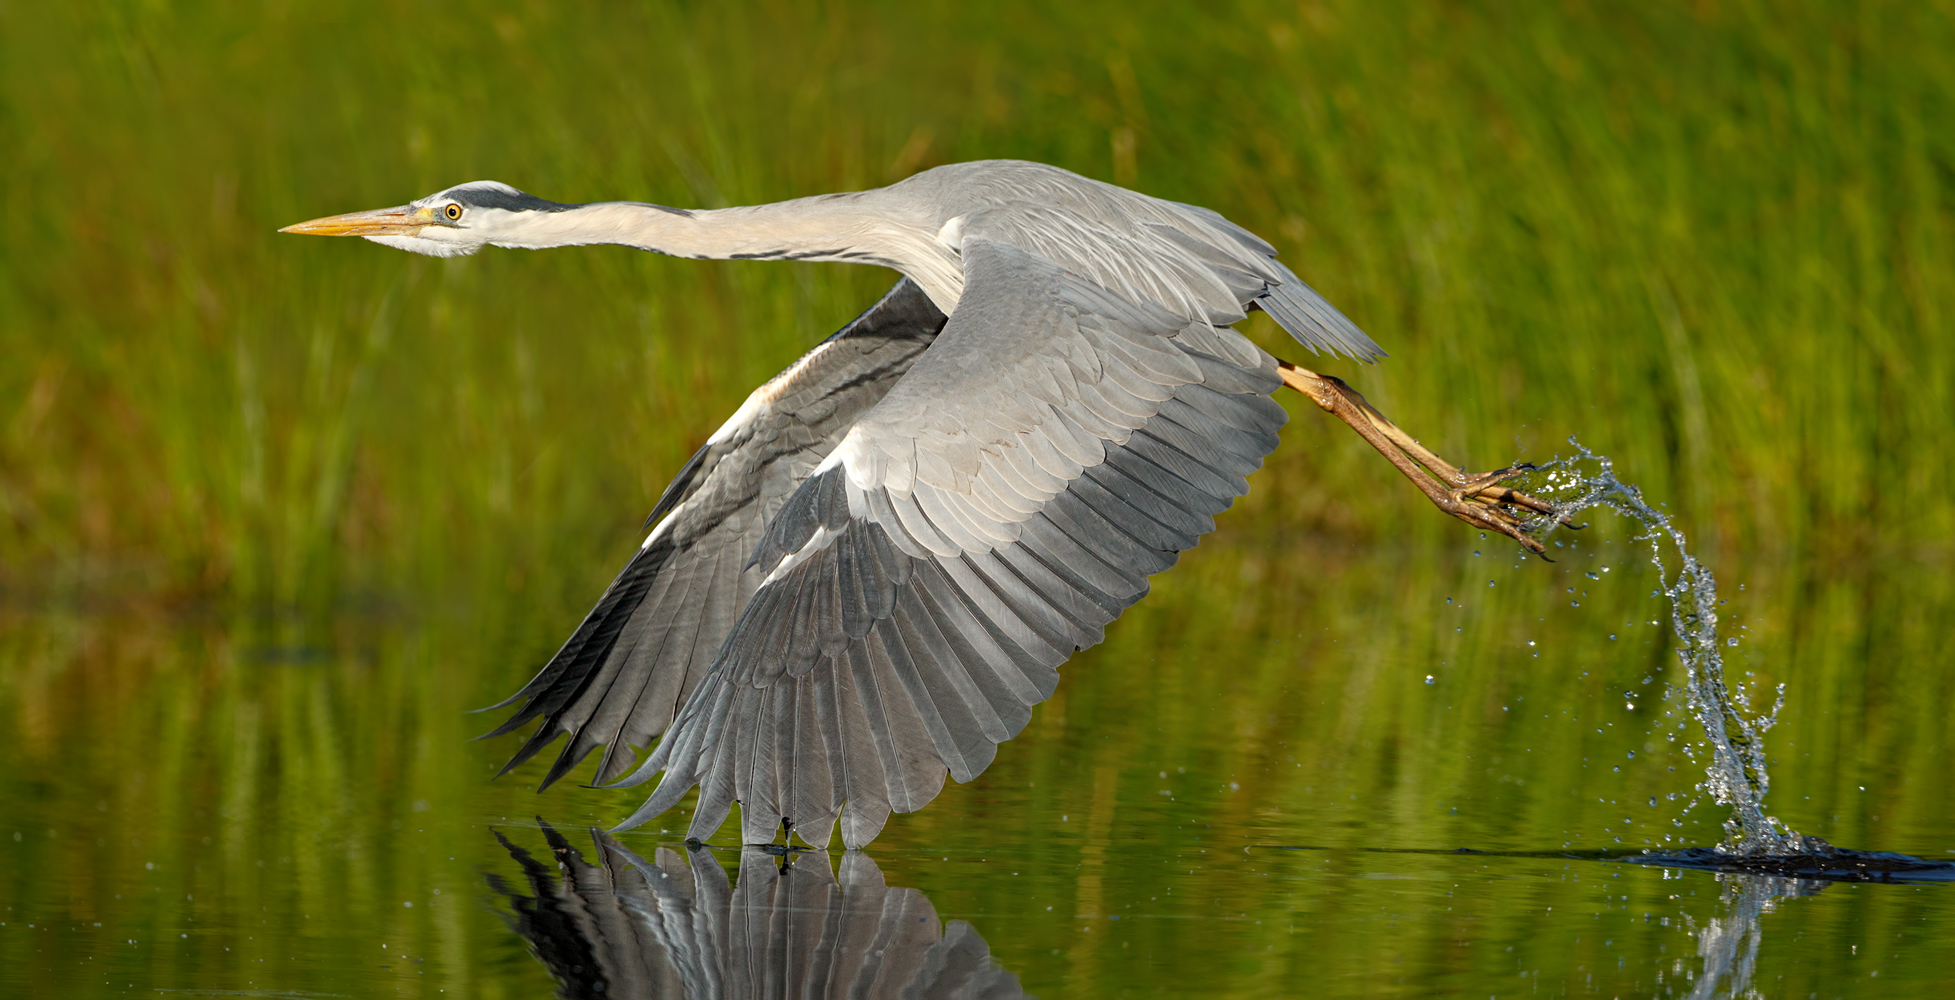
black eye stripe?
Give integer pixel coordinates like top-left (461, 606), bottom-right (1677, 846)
top-left (444, 187), bottom-right (578, 213)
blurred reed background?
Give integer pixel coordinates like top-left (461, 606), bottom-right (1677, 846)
top-left (4, 0), bottom-right (1948, 615)
top-left (5, 3), bottom-right (1955, 996)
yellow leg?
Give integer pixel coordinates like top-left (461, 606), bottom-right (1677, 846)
top-left (1277, 360), bottom-right (1565, 555)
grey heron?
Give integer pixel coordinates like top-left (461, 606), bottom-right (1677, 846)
top-left (283, 160), bottom-right (1552, 849)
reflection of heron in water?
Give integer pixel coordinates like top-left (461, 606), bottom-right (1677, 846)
top-left (1631, 852), bottom-right (1953, 999)
top-left (1683, 874), bottom-right (1819, 1000)
top-left (489, 822), bottom-right (1026, 1000)
top-left (285, 161), bottom-right (1560, 847)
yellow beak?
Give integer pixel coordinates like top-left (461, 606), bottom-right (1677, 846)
top-left (279, 205), bottom-right (431, 237)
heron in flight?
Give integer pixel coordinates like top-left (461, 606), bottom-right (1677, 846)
top-left (283, 160), bottom-right (1551, 849)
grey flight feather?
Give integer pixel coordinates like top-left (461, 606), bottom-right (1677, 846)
top-left (480, 279), bottom-right (946, 789)
top-left (611, 240), bottom-right (1289, 847)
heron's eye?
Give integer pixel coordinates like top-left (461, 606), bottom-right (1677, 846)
top-left (444, 203), bottom-right (463, 221)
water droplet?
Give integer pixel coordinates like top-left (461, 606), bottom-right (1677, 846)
top-left (1648, 797), bottom-right (1658, 807)
top-left (1726, 638), bottom-right (1738, 647)
top-left (1571, 600), bottom-right (1580, 607)
top-left (1425, 675), bottom-right (1435, 685)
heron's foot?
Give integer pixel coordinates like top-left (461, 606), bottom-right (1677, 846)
top-left (1276, 360), bottom-right (1570, 557)
top-left (1426, 474), bottom-right (1553, 555)
top-left (1449, 466), bottom-right (1565, 525)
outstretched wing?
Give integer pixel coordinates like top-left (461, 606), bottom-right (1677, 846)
top-left (483, 279), bottom-right (948, 788)
top-left (611, 238), bottom-right (1289, 847)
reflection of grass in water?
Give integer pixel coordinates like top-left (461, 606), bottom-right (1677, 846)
top-left (3, 550), bottom-right (1952, 995)
top-left (2, 1), bottom-right (1950, 611)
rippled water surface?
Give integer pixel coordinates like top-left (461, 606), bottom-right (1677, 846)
top-left (5, 538), bottom-right (1952, 997)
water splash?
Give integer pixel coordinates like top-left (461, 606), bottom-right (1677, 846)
top-left (1523, 441), bottom-right (1820, 856)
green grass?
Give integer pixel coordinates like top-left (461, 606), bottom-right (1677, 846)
top-left (3, 0), bottom-right (1950, 611)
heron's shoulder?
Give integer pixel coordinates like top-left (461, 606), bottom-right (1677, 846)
top-left (884, 160), bottom-right (1136, 219)
top-left (893, 159), bottom-right (1087, 188)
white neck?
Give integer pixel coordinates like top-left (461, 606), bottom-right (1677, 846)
top-left (488, 195), bottom-right (966, 312)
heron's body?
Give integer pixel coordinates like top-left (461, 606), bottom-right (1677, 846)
top-left (283, 160), bottom-right (1412, 849)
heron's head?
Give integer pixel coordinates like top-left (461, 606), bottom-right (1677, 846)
top-left (279, 181), bottom-right (579, 257)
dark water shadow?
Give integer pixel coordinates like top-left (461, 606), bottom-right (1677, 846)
top-left (1623, 846), bottom-right (1955, 883)
top-left (1256, 843), bottom-right (1955, 884)
top-left (489, 821), bottom-right (1029, 1000)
